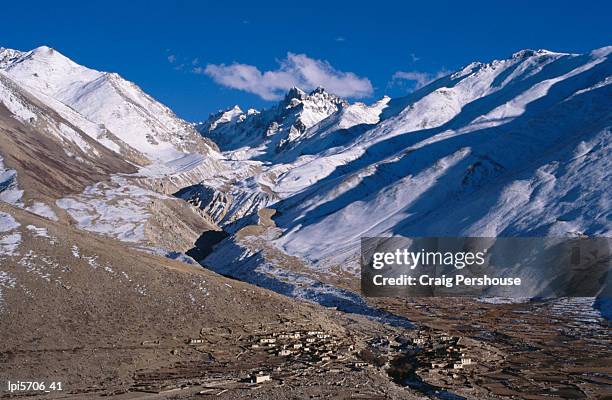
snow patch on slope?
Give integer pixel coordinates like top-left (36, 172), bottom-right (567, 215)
top-left (0, 211), bottom-right (20, 232)
top-left (0, 156), bottom-right (23, 205)
top-left (56, 176), bottom-right (166, 242)
top-left (26, 202), bottom-right (58, 221)
top-left (0, 211), bottom-right (21, 257)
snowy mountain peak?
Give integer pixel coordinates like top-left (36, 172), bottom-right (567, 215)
top-left (0, 45), bottom-right (219, 165)
top-left (0, 47), bottom-right (25, 68)
top-left (1, 45), bottom-right (58, 66)
top-left (451, 48), bottom-right (570, 81)
top-left (198, 86), bottom-right (349, 155)
top-left (31, 45), bottom-right (55, 55)
top-left (205, 105), bottom-right (245, 131)
top-left (28, 45), bottom-right (90, 72)
top-left (284, 86), bottom-right (307, 101)
top-left (511, 49), bottom-right (554, 59)
top-left (1, 45), bottom-right (103, 99)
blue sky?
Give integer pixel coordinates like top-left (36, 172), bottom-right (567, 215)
top-left (2, 0), bottom-right (610, 120)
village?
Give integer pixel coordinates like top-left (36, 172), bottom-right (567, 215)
top-left (408, 329), bottom-right (477, 387)
top-left (250, 329), bottom-right (351, 364)
top-left (129, 322), bottom-right (376, 396)
top-left (128, 320), bottom-right (482, 397)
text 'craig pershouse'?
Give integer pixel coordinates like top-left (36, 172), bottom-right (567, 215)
top-left (360, 237), bottom-right (610, 298)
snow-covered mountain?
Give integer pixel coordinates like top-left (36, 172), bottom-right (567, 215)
top-left (197, 86), bottom-right (348, 159)
top-left (0, 69), bottom-right (138, 200)
top-left (198, 47), bottom-right (611, 286)
top-left (0, 45), bottom-right (225, 252)
top-left (0, 46), bottom-right (218, 163)
top-left (269, 48), bottom-right (612, 265)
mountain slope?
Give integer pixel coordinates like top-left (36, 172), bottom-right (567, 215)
top-left (199, 47), bottom-right (612, 281)
top-left (282, 49), bottom-right (611, 266)
top-left (1, 201), bottom-right (400, 397)
top-left (0, 46), bottom-right (233, 249)
top-left (0, 71), bottom-right (137, 200)
top-left (1, 46), bottom-right (218, 163)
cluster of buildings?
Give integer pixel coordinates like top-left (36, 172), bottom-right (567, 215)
top-left (411, 331), bottom-right (475, 372)
top-left (250, 329), bottom-right (352, 364)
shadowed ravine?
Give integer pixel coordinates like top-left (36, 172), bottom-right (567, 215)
top-left (187, 231), bottom-right (414, 328)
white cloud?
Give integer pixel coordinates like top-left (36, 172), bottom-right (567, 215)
top-left (199, 53), bottom-right (373, 100)
top-left (335, 36), bottom-right (346, 42)
top-left (167, 54), bottom-right (176, 63)
top-left (391, 69), bottom-right (449, 90)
